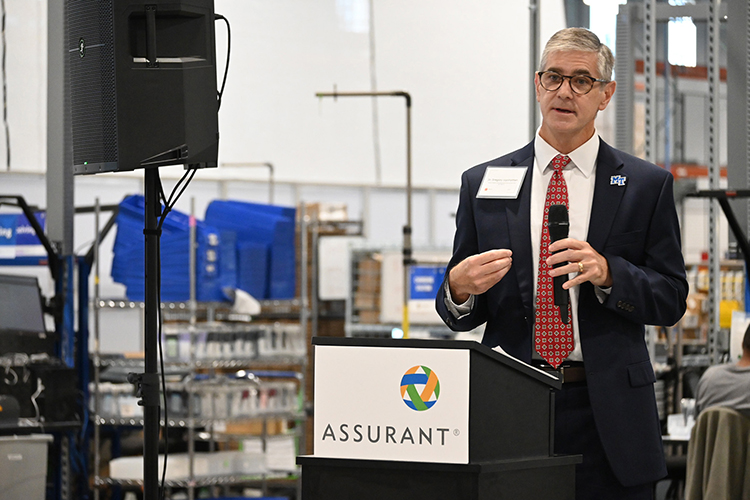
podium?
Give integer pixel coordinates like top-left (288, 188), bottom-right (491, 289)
top-left (297, 337), bottom-right (581, 500)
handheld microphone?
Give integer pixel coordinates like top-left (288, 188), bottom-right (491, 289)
top-left (548, 204), bottom-right (569, 323)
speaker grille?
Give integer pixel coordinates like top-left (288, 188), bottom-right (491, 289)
top-left (68, 0), bottom-right (118, 167)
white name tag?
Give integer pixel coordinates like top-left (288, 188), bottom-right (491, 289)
top-left (476, 167), bottom-right (527, 199)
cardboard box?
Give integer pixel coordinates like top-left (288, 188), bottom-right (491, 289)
top-left (356, 259), bottom-right (381, 293)
top-left (300, 202), bottom-right (348, 222)
top-left (358, 310), bottom-right (380, 324)
top-left (680, 293), bottom-right (708, 330)
top-left (354, 292), bottom-right (379, 310)
top-left (223, 418), bottom-right (289, 436)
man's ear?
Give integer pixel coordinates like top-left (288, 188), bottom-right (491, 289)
top-left (534, 73), bottom-right (542, 103)
top-left (598, 81), bottom-right (616, 111)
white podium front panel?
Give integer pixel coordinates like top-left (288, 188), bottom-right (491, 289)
top-left (314, 345), bottom-right (470, 463)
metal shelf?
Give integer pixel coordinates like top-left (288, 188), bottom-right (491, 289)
top-left (97, 472), bottom-right (299, 489)
top-left (98, 356), bottom-right (306, 369)
top-left (0, 420), bottom-right (82, 433)
top-left (345, 322), bottom-right (455, 338)
top-left (97, 298), bottom-right (302, 316)
top-left (680, 354), bottom-right (712, 368)
top-left (95, 411), bottom-right (306, 428)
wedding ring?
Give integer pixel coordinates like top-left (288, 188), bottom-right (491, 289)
top-left (578, 261), bottom-right (584, 273)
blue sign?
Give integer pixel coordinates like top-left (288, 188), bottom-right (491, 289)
top-left (0, 214), bottom-right (17, 246)
top-left (409, 265), bottom-right (446, 300)
top-left (15, 212), bottom-right (45, 246)
top-left (0, 212), bottom-right (45, 258)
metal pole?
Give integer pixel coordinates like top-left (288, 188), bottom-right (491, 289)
top-left (190, 198), bottom-right (197, 323)
top-left (615, 3), bottom-right (637, 155)
top-left (47, 0), bottom-right (74, 256)
top-left (315, 90), bottom-right (414, 337)
top-left (644, 0), bottom-right (657, 163)
top-left (142, 168), bottom-right (161, 500)
top-left (529, 0), bottom-right (540, 140)
top-left (188, 197), bottom-right (196, 500)
top-left (664, 36), bottom-right (672, 173)
top-left (312, 218), bottom-right (320, 340)
top-left (404, 97), bottom-right (413, 338)
top-left (300, 203), bottom-right (309, 344)
top-left (707, 0), bottom-right (722, 364)
top-left (93, 199), bottom-right (101, 500)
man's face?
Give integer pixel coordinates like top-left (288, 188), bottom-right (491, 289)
top-left (535, 50), bottom-right (615, 152)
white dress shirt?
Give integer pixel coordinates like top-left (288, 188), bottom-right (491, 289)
top-left (447, 130), bottom-right (604, 363)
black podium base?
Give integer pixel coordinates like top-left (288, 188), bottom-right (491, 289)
top-left (297, 455), bottom-right (582, 500)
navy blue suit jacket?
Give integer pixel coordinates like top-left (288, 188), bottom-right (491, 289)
top-left (436, 139), bottom-right (688, 486)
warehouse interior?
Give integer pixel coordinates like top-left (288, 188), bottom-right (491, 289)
top-left (0, 0), bottom-right (748, 499)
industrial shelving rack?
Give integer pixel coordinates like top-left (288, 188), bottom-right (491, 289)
top-left (614, 0), bottom-right (737, 416)
top-left (90, 200), bottom-right (309, 500)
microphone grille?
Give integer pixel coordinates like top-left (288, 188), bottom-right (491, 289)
top-left (548, 204), bottom-right (568, 222)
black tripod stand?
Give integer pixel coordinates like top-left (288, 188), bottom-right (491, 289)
top-left (127, 168), bottom-right (165, 500)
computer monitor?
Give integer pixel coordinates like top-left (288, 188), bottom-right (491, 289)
top-left (0, 274), bottom-right (46, 336)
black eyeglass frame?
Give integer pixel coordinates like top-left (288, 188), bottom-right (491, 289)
top-left (536, 70), bottom-right (611, 95)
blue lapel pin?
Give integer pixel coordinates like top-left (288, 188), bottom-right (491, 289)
top-left (610, 175), bottom-right (626, 186)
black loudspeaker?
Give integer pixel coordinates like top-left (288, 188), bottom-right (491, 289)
top-left (68, 0), bottom-right (219, 174)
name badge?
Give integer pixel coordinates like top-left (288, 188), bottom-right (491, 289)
top-left (476, 167), bottom-right (527, 199)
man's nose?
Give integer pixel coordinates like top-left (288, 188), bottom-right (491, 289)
top-left (557, 78), bottom-right (575, 97)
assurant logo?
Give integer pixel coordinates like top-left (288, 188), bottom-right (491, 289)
top-left (400, 365), bottom-right (440, 411)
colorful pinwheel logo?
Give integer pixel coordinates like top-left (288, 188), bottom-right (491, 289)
top-left (400, 365), bottom-right (440, 411)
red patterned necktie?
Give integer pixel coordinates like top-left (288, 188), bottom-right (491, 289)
top-left (534, 154), bottom-right (574, 369)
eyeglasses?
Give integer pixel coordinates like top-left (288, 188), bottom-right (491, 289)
top-left (537, 71), bottom-right (610, 95)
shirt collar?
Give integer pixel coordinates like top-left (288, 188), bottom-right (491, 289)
top-left (534, 131), bottom-right (599, 179)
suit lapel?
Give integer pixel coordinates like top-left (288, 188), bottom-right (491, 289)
top-left (587, 141), bottom-right (626, 252)
top-left (506, 142), bottom-right (535, 314)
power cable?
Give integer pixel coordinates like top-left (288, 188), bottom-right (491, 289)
top-left (215, 14), bottom-right (231, 111)
top-left (154, 166), bottom-right (198, 498)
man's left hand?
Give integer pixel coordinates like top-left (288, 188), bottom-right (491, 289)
top-left (547, 238), bottom-right (613, 289)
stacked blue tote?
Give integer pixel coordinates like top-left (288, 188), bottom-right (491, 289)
top-left (204, 200), bottom-right (296, 300)
top-left (111, 195), bottom-right (225, 302)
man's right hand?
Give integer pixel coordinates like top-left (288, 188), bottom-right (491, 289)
top-left (448, 249), bottom-right (513, 303)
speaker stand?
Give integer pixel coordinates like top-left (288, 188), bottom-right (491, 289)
top-left (143, 168), bottom-right (162, 500)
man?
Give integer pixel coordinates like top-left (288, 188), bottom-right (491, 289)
top-left (436, 28), bottom-right (688, 499)
top-left (695, 324), bottom-right (750, 417)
